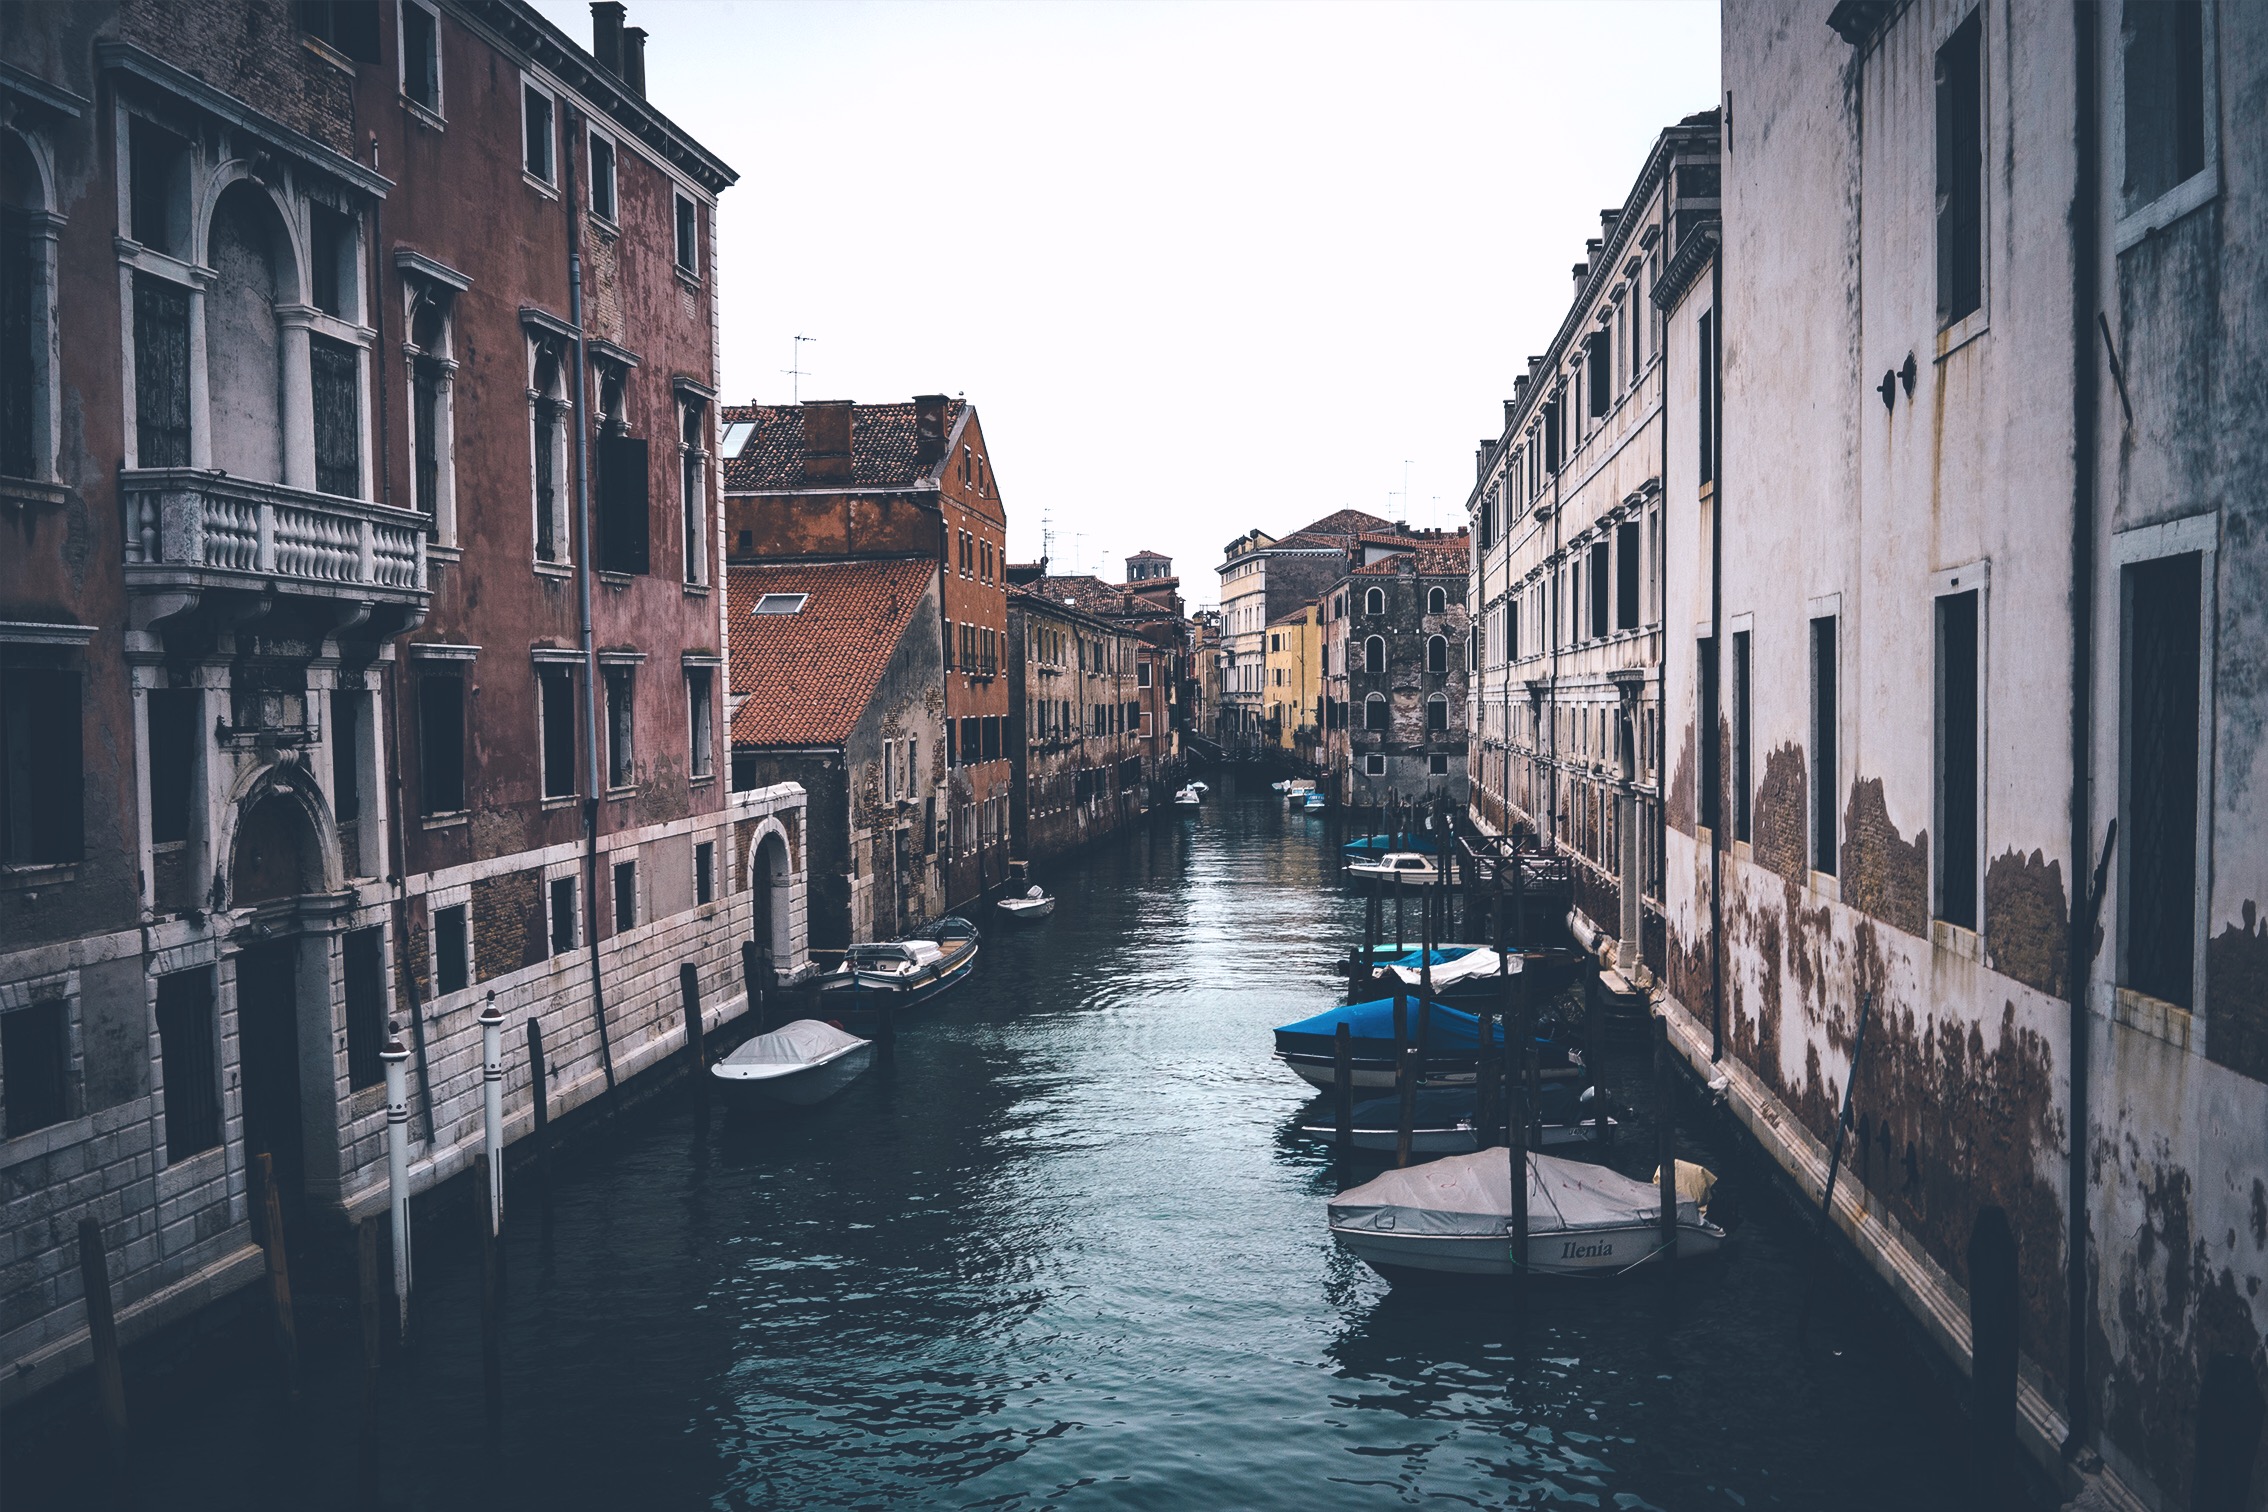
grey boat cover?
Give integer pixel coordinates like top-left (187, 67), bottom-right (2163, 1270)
top-left (1380, 948), bottom-right (1523, 989)
top-left (718, 1018), bottom-right (866, 1075)
top-left (1328, 1150), bottom-right (1701, 1238)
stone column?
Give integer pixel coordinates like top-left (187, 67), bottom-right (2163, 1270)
top-left (276, 304), bottom-right (316, 491)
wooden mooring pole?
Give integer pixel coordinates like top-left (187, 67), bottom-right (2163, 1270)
top-left (253, 1152), bottom-right (299, 1402)
top-left (526, 1017), bottom-right (553, 1202)
top-left (1391, 990), bottom-right (1414, 1168)
top-left (475, 1151), bottom-right (503, 1426)
top-left (1586, 965), bottom-right (1609, 1145)
top-left (356, 1218), bottom-right (382, 1499)
top-left (741, 939), bottom-right (767, 1035)
top-left (1333, 1023), bottom-right (1353, 1155)
top-left (75, 1217), bottom-right (129, 1471)
top-left (680, 962), bottom-right (706, 1068)
top-left (1656, 1013), bottom-right (1678, 1261)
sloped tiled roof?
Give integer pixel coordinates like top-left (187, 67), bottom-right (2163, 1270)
top-left (1349, 535), bottom-right (1470, 580)
top-left (727, 558), bottom-right (936, 748)
top-left (1274, 508), bottom-right (1393, 549)
top-left (719, 399), bottom-right (966, 492)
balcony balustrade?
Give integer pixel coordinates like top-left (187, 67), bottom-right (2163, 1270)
top-left (122, 468), bottom-right (430, 609)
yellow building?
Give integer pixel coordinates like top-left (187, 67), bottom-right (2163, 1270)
top-left (1264, 602), bottom-right (1322, 759)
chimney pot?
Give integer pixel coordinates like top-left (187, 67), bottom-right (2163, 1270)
top-left (913, 394), bottom-right (950, 465)
top-left (1573, 261), bottom-right (1590, 299)
top-left (591, 2), bottom-right (625, 74)
top-left (622, 25), bottom-right (648, 96)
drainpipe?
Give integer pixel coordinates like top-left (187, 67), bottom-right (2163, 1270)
top-left (2063, 0), bottom-right (2100, 1453)
top-left (1655, 168), bottom-right (1672, 986)
top-left (564, 106), bottom-right (618, 1091)
top-left (1707, 232), bottom-right (1726, 1062)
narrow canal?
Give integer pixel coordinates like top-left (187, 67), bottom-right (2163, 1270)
top-left (8, 780), bottom-right (2029, 1510)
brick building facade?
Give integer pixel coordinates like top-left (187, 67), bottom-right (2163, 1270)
top-left (1319, 534), bottom-right (1470, 807)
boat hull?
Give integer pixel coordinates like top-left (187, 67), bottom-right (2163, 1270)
top-left (1332, 1217), bottom-right (1724, 1279)
top-left (715, 1041), bottom-right (875, 1107)
top-left (1296, 1119), bottom-right (1616, 1154)
top-left (996, 898), bottom-right (1055, 922)
top-left (817, 939), bottom-right (978, 1009)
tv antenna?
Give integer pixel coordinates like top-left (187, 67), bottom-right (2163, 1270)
top-left (784, 334), bottom-right (817, 403)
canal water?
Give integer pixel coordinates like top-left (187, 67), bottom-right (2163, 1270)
top-left (6, 779), bottom-right (2030, 1511)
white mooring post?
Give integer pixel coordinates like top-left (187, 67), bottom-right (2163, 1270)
top-left (381, 1024), bottom-right (414, 1342)
top-left (479, 992), bottom-right (506, 1236)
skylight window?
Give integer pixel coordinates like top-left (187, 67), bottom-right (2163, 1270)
top-left (753, 593), bottom-right (809, 615)
top-left (721, 421), bottom-right (756, 456)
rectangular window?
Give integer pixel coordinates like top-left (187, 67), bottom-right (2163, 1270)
top-left (2122, 553), bottom-right (2202, 1008)
top-left (1430, 753), bottom-right (1449, 776)
top-left (412, 357), bottom-right (443, 520)
top-left (0, 205), bottom-right (32, 478)
top-left (400, 0), bottom-right (440, 112)
top-left (300, 0), bottom-right (380, 59)
top-left (1138, 662), bottom-right (1152, 689)
top-left (2123, 0), bottom-right (2208, 209)
top-left (309, 206), bottom-right (351, 318)
top-left (1366, 753), bottom-right (1386, 777)
top-left (523, 81), bottom-right (554, 183)
top-left (1811, 616), bottom-right (1839, 876)
top-left (432, 903), bottom-right (469, 996)
top-left (133, 272), bottom-right (191, 468)
top-left (149, 686), bottom-right (199, 845)
top-left (2, 659), bottom-right (82, 864)
top-left (418, 673), bottom-right (465, 814)
top-left (1934, 591), bottom-right (1981, 929)
top-left (310, 335), bottom-right (361, 497)
top-left (1732, 631), bottom-right (1752, 843)
top-left (681, 408), bottom-right (708, 584)
top-left (156, 969), bottom-right (221, 1156)
top-left (1616, 520), bottom-right (1641, 631)
top-left (613, 859), bottom-right (637, 934)
top-left (540, 664), bottom-right (577, 799)
top-left (597, 434), bottom-right (651, 575)
top-left (1587, 333), bottom-right (1610, 418)
top-left (674, 194), bottom-right (699, 278)
top-left (332, 686), bottom-right (365, 836)
top-left (605, 666), bottom-right (635, 789)
top-left (1697, 310), bottom-right (1715, 486)
top-left (342, 928), bottom-right (386, 1091)
top-left (982, 716), bottom-right (1002, 762)
top-left (129, 119), bottom-right (188, 253)
top-left (2, 999), bottom-right (69, 1137)
top-left (1936, 10), bottom-right (1984, 324)
top-left (1543, 399), bottom-right (1561, 475)
top-left (1697, 636), bottom-right (1719, 832)
top-left (687, 667), bottom-right (714, 779)
top-left (550, 876), bottom-right (578, 955)
top-left (1588, 541), bottom-right (1610, 640)
top-left (589, 130), bottom-right (617, 221)
top-left (695, 841), bottom-right (715, 906)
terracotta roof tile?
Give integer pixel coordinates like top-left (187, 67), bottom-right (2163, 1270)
top-left (719, 400), bottom-right (966, 492)
top-left (727, 558), bottom-right (936, 748)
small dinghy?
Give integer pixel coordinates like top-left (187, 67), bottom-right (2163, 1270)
top-left (1300, 790), bottom-right (1328, 812)
top-left (710, 1018), bottom-right (873, 1107)
top-left (1329, 1148), bottom-right (1724, 1279)
top-left (1296, 1084), bottom-right (1616, 1154)
top-left (996, 885), bottom-right (1056, 923)
top-left (1347, 851), bottom-right (1438, 884)
top-left (1174, 784), bottom-right (1203, 806)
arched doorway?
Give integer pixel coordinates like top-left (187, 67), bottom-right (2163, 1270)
top-left (754, 831), bottom-right (792, 966)
top-left (227, 781), bottom-right (330, 1210)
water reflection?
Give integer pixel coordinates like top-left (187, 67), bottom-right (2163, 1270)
top-left (3, 781), bottom-right (2021, 1511)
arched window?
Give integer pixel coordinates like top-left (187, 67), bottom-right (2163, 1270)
top-left (0, 128), bottom-right (59, 483)
top-left (1427, 585), bottom-right (1447, 614)
top-left (1426, 635), bottom-right (1447, 674)
top-left (1364, 586), bottom-right (1385, 616)
top-left (527, 334), bottom-right (571, 562)
top-left (1427, 694), bottom-right (1450, 732)
top-left (405, 280), bottom-right (458, 539)
top-left (1365, 692), bottom-right (1388, 732)
top-left (207, 181), bottom-right (292, 484)
top-left (1363, 636), bottom-right (1385, 674)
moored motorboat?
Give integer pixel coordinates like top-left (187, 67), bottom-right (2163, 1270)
top-left (1328, 1148), bottom-right (1724, 1279)
top-left (710, 1018), bottom-right (874, 1107)
top-left (1174, 784), bottom-right (1203, 806)
top-left (996, 885), bottom-right (1056, 922)
top-left (1346, 851), bottom-right (1438, 884)
top-left (1342, 834), bottom-right (1436, 861)
top-left (1273, 995), bottom-right (1505, 1091)
top-left (816, 917), bottom-right (980, 1008)
top-left (1295, 1083), bottom-right (1616, 1154)
top-left (1300, 790), bottom-right (1328, 811)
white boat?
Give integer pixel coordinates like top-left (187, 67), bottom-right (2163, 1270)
top-left (816, 917), bottom-right (980, 1008)
top-left (1328, 1149), bottom-right (1725, 1279)
top-left (1174, 785), bottom-right (1203, 806)
top-left (996, 885), bottom-right (1056, 922)
top-left (1275, 778), bottom-right (1315, 799)
top-left (709, 1019), bottom-right (874, 1107)
top-left (1346, 851), bottom-right (1438, 883)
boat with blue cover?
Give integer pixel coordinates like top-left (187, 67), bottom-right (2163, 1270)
top-left (1273, 996), bottom-right (1506, 1091)
top-left (1366, 943), bottom-right (1589, 1004)
top-left (1342, 833), bottom-right (1436, 860)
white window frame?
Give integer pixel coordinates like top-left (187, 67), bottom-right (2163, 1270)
top-left (0, 120), bottom-right (65, 487)
top-left (427, 884), bottom-right (474, 1001)
top-left (523, 320), bottom-right (572, 567)
top-left (685, 661), bottom-right (716, 781)
top-left (587, 123), bottom-right (619, 226)
top-left (397, 0), bottom-right (444, 122)
top-left (678, 394), bottom-right (710, 586)
top-left (601, 658), bottom-right (638, 793)
top-left (520, 74), bottom-right (557, 191)
top-left (399, 257), bottom-right (464, 543)
top-left (2111, 0), bottom-right (2221, 252)
top-left (611, 854), bottom-right (642, 934)
top-left (1365, 753), bottom-right (1386, 777)
top-left (543, 859), bottom-right (580, 957)
top-left (1364, 586), bottom-right (1385, 616)
top-left (672, 191), bottom-right (700, 281)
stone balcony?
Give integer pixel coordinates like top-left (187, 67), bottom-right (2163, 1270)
top-left (122, 469), bottom-right (430, 635)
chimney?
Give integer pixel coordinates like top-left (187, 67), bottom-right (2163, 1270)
top-left (1572, 261), bottom-right (1589, 299)
top-left (1513, 375), bottom-right (1530, 408)
top-left (1600, 207), bottom-right (1622, 240)
top-left (913, 394), bottom-right (951, 465)
top-left (1476, 444), bottom-right (1492, 485)
top-left (621, 25), bottom-right (647, 96)
top-left (800, 400), bottom-right (853, 483)
top-left (591, 2), bottom-right (624, 74)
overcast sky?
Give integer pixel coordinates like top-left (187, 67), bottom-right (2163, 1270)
top-left (535, 0), bottom-right (1720, 606)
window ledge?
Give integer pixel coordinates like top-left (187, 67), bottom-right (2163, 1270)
top-left (597, 571), bottom-right (636, 589)
top-left (2113, 987), bottom-right (2193, 1051)
top-left (1935, 308), bottom-right (1989, 362)
top-left (0, 1112), bottom-right (95, 1170)
top-left (302, 36), bottom-right (355, 74)
top-left (155, 1144), bottom-right (225, 1197)
top-left (400, 96), bottom-right (445, 132)
top-left (2116, 172), bottom-right (2217, 253)
top-left (682, 582), bottom-right (710, 598)
top-left (1808, 870), bottom-right (1841, 904)
top-left (541, 794), bottom-right (580, 812)
top-left (421, 811), bottom-right (470, 831)
top-left (533, 560), bottom-right (573, 579)
top-left (0, 861), bottom-right (80, 891)
top-left (523, 171), bottom-right (560, 201)
top-left (606, 786), bottom-right (638, 800)
top-left (689, 773), bottom-right (716, 788)
top-left (0, 476), bottom-right (70, 511)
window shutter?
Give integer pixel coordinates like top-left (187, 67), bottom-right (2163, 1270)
top-left (598, 434), bottom-right (650, 574)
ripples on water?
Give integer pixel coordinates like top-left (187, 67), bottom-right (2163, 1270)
top-left (3, 777), bottom-right (2007, 1511)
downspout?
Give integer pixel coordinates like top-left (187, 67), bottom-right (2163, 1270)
top-left (1708, 233), bottom-right (1726, 1062)
top-left (565, 106), bottom-right (617, 1091)
top-left (1655, 168), bottom-right (1671, 989)
top-left (2063, 0), bottom-right (2100, 1452)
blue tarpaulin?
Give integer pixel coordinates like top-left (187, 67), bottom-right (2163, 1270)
top-left (1273, 997), bottom-right (1504, 1057)
top-left (1341, 834), bottom-right (1437, 858)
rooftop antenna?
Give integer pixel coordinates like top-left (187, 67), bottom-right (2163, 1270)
top-left (783, 334), bottom-right (817, 403)
top-left (1041, 506), bottom-right (1054, 569)
top-left (1403, 459), bottom-right (1414, 525)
